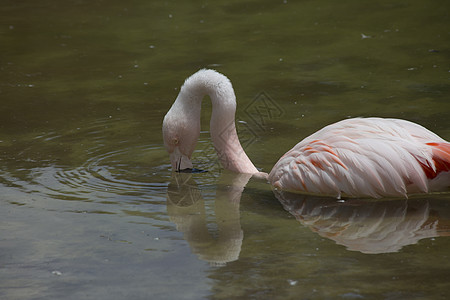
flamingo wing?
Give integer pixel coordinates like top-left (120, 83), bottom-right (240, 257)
top-left (268, 118), bottom-right (450, 198)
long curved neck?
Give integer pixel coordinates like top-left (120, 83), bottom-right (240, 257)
top-left (181, 70), bottom-right (258, 174)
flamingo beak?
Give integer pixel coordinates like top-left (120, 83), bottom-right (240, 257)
top-left (170, 147), bottom-right (193, 172)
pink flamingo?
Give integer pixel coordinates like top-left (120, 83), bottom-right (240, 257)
top-left (162, 69), bottom-right (450, 198)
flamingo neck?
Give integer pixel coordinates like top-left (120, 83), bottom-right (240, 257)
top-left (180, 70), bottom-right (258, 174)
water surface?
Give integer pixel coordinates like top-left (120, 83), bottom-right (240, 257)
top-left (1, 0), bottom-right (449, 299)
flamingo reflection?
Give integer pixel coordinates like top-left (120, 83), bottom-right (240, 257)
top-left (166, 172), bottom-right (252, 265)
top-left (275, 191), bottom-right (450, 254)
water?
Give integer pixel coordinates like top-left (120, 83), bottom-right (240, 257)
top-left (1, 0), bottom-right (449, 299)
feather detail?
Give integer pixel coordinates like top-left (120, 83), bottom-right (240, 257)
top-left (419, 142), bottom-right (450, 179)
top-left (268, 118), bottom-right (450, 198)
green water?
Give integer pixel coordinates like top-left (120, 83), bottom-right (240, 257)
top-left (1, 0), bottom-right (449, 299)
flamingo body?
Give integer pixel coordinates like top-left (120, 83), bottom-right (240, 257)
top-left (164, 69), bottom-right (450, 198)
top-left (268, 117), bottom-right (450, 198)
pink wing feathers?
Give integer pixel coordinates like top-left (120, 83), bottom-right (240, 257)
top-left (419, 142), bottom-right (450, 179)
top-left (268, 118), bottom-right (450, 198)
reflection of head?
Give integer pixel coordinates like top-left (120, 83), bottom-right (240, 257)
top-left (192, 229), bottom-right (243, 266)
top-left (168, 198), bottom-right (243, 265)
top-left (275, 191), bottom-right (440, 254)
top-left (166, 173), bottom-right (250, 264)
top-left (167, 173), bottom-right (202, 207)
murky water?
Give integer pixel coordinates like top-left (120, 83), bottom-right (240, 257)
top-left (1, 0), bottom-right (449, 299)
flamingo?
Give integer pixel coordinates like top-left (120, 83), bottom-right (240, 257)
top-left (162, 69), bottom-right (450, 198)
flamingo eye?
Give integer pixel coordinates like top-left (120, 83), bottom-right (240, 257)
top-left (173, 137), bottom-right (179, 145)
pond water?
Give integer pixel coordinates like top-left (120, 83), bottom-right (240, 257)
top-left (1, 0), bottom-right (449, 299)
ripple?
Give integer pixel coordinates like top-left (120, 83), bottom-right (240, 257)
top-left (53, 146), bottom-right (168, 197)
top-left (27, 145), bottom-right (168, 203)
top-left (1, 116), bottom-right (171, 211)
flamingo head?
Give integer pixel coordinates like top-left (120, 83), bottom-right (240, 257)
top-left (162, 107), bottom-right (200, 172)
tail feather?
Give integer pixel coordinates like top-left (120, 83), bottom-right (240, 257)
top-left (422, 142), bottom-right (450, 179)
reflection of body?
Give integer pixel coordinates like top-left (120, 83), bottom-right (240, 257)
top-left (167, 172), bottom-right (252, 265)
top-left (275, 191), bottom-right (450, 254)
